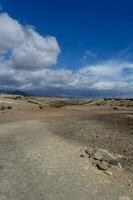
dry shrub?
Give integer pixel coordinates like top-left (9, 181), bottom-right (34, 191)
top-left (39, 105), bottom-right (43, 109)
top-left (7, 106), bottom-right (12, 109)
top-left (0, 105), bottom-right (6, 110)
top-left (48, 100), bottom-right (77, 108)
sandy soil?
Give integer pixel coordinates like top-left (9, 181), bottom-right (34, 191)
top-left (0, 96), bottom-right (133, 200)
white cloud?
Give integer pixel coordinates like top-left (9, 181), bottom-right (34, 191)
top-left (0, 13), bottom-right (133, 97)
top-left (12, 28), bottom-right (60, 69)
top-left (0, 13), bottom-right (24, 54)
top-left (0, 13), bottom-right (60, 69)
top-left (0, 57), bottom-right (133, 96)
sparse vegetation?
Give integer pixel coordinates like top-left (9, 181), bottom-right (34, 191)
top-left (49, 100), bottom-right (70, 108)
top-left (49, 99), bottom-right (81, 108)
top-left (127, 104), bottom-right (133, 107)
top-left (27, 99), bottom-right (39, 105)
top-left (7, 106), bottom-right (12, 109)
top-left (0, 105), bottom-right (6, 110)
top-left (0, 94), bottom-right (133, 199)
top-left (39, 105), bottom-right (43, 109)
top-left (96, 102), bottom-right (101, 106)
top-left (0, 105), bottom-right (12, 110)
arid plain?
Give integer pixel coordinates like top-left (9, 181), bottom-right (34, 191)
top-left (0, 95), bottom-right (133, 200)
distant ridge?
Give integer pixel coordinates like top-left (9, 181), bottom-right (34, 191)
top-left (9, 90), bottom-right (29, 96)
top-left (0, 90), bottom-right (29, 96)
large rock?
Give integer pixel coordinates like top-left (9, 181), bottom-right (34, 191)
top-left (84, 147), bottom-right (122, 171)
top-left (93, 148), bottom-right (117, 163)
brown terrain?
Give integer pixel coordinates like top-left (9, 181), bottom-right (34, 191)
top-left (0, 94), bottom-right (133, 200)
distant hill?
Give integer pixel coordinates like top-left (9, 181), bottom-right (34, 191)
top-left (0, 90), bottom-right (29, 96)
top-left (0, 90), bottom-right (10, 95)
top-left (9, 90), bottom-right (29, 96)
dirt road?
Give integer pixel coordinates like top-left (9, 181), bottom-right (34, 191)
top-left (0, 105), bottom-right (133, 200)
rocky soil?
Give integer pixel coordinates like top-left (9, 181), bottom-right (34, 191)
top-left (0, 95), bottom-right (133, 200)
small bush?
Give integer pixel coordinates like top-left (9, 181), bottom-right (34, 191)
top-left (127, 104), bottom-right (133, 107)
top-left (119, 104), bottom-right (124, 106)
top-left (96, 102), bottom-right (101, 106)
top-left (0, 105), bottom-right (6, 110)
top-left (27, 99), bottom-right (39, 105)
top-left (39, 105), bottom-right (43, 109)
top-left (7, 106), bottom-right (12, 110)
top-left (49, 100), bottom-right (70, 108)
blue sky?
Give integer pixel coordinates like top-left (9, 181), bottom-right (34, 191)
top-left (0, 0), bottom-right (133, 97)
top-left (1, 0), bottom-right (133, 67)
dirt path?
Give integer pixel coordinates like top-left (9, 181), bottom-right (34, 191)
top-left (0, 115), bottom-right (132, 200)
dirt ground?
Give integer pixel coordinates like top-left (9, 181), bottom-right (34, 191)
top-left (0, 96), bottom-right (133, 200)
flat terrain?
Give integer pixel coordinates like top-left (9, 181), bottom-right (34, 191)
top-left (0, 95), bottom-right (133, 200)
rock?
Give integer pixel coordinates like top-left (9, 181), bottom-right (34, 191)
top-left (109, 159), bottom-right (119, 166)
top-left (118, 162), bottom-right (122, 169)
top-left (115, 154), bottom-right (126, 159)
top-left (96, 161), bottom-right (110, 170)
top-left (84, 147), bottom-right (94, 157)
top-left (105, 171), bottom-right (113, 176)
top-left (93, 148), bottom-right (122, 170)
top-left (84, 148), bottom-right (122, 171)
top-left (93, 148), bottom-right (116, 163)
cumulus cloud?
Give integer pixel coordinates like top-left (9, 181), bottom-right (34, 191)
top-left (0, 13), bottom-right (24, 54)
top-left (0, 12), bottom-right (133, 97)
top-left (0, 13), bottom-right (60, 69)
top-left (12, 29), bottom-right (60, 69)
top-left (1, 57), bottom-right (133, 97)
top-left (73, 61), bottom-right (133, 92)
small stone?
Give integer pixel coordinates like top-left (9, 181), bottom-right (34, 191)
top-left (84, 147), bottom-right (94, 157)
top-left (92, 160), bottom-right (97, 166)
top-left (118, 162), bottom-right (122, 169)
top-left (80, 154), bottom-right (85, 157)
top-left (109, 159), bottom-right (119, 166)
top-left (105, 171), bottom-right (113, 176)
top-left (93, 151), bottom-right (103, 160)
top-left (96, 161), bottom-right (110, 170)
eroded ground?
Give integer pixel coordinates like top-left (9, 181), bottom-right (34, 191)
top-left (0, 95), bottom-right (133, 200)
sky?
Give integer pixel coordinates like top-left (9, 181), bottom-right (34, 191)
top-left (0, 0), bottom-right (133, 97)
